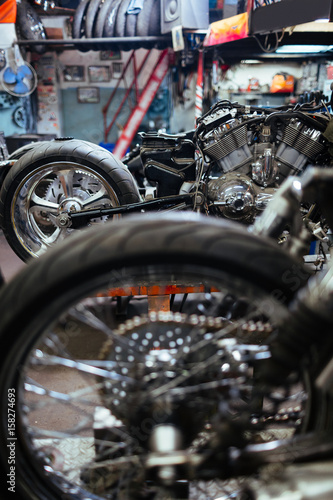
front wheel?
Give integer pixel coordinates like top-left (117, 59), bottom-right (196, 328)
top-left (0, 213), bottom-right (322, 500)
top-left (0, 138), bottom-right (141, 261)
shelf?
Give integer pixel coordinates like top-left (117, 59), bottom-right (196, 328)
top-left (231, 92), bottom-right (293, 96)
top-left (16, 36), bottom-right (172, 51)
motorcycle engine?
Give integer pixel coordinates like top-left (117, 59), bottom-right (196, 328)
top-left (198, 106), bottom-right (329, 222)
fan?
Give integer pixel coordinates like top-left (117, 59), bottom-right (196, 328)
top-left (0, 19), bottom-right (38, 97)
top-left (2, 62), bottom-right (37, 97)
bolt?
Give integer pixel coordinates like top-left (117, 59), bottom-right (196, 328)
top-left (158, 466), bottom-right (176, 485)
top-left (58, 215), bottom-right (68, 226)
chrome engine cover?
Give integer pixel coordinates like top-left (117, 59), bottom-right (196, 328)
top-left (208, 173), bottom-right (275, 222)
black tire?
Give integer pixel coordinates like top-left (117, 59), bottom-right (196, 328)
top-left (72, 0), bottom-right (90, 38)
top-left (148, 0), bottom-right (160, 35)
top-left (0, 138), bottom-right (141, 262)
top-left (0, 213), bottom-right (322, 500)
top-left (85, 0), bottom-right (104, 38)
top-left (94, 0), bottom-right (113, 37)
top-left (136, 0), bottom-right (155, 36)
top-left (72, 0), bottom-right (92, 51)
top-left (103, 0), bottom-right (122, 38)
top-left (114, 0), bottom-right (131, 37)
top-left (125, 0), bottom-right (138, 37)
top-left (8, 141), bottom-right (49, 160)
top-left (16, 0), bottom-right (47, 54)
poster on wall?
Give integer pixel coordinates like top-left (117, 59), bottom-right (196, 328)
top-left (77, 87), bottom-right (100, 103)
top-left (35, 55), bottom-right (62, 135)
top-left (63, 65), bottom-right (85, 82)
top-left (88, 66), bottom-right (110, 83)
top-left (37, 84), bottom-right (61, 134)
top-left (100, 50), bottom-right (121, 61)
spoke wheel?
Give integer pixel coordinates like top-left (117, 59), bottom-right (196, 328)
top-left (0, 214), bottom-right (320, 500)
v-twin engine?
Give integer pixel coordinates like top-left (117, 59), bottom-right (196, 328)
top-left (197, 104), bottom-right (330, 222)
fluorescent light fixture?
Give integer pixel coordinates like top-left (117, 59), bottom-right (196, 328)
top-left (241, 59), bottom-right (261, 64)
top-left (276, 44), bottom-right (332, 53)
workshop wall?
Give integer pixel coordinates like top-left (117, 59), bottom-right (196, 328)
top-left (32, 50), bottom-right (331, 146)
top-left (61, 87), bottom-right (135, 145)
top-left (0, 94), bottom-right (29, 135)
top-left (214, 60), bottom-right (303, 102)
top-left (34, 48), bottom-right (170, 147)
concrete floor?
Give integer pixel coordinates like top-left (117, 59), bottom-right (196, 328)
top-left (0, 230), bottom-right (25, 282)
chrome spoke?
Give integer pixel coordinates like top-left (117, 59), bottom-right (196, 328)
top-left (58, 169), bottom-right (75, 198)
top-left (30, 353), bottom-right (135, 383)
top-left (30, 192), bottom-right (59, 211)
top-left (12, 164), bottom-right (118, 258)
top-left (81, 190), bottom-right (112, 208)
top-left (27, 216), bottom-right (68, 246)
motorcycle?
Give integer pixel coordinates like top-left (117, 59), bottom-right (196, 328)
top-left (0, 165), bottom-right (333, 499)
top-left (0, 95), bottom-right (332, 261)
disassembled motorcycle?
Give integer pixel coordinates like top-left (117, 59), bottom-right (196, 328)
top-left (0, 167), bottom-right (332, 500)
top-left (0, 97), bottom-right (332, 261)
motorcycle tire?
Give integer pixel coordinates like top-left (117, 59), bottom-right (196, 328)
top-left (114, 0), bottom-right (131, 37)
top-left (72, 0), bottom-right (90, 38)
top-left (8, 141), bottom-right (49, 160)
top-left (103, 0), bottom-right (122, 38)
top-left (93, 0), bottom-right (113, 37)
top-left (72, 0), bottom-right (92, 51)
top-left (85, 0), bottom-right (104, 38)
top-left (0, 138), bottom-right (141, 262)
top-left (148, 0), bottom-right (161, 36)
top-left (0, 212), bottom-right (324, 500)
top-left (16, 0), bottom-right (47, 54)
top-left (125, 0), bottom-right (138, 37)
top-left (136, 0), bottom-right (155, 37)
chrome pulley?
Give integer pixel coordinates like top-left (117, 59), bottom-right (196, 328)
top-left (208, 173), bottom-right (257, 221)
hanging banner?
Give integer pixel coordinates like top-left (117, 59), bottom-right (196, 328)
top-left (0, 0), bottom-right (16, 23)
top-left (203, 12), bottom-right (248, 47)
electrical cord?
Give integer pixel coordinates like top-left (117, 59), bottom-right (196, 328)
top-left (253, 29), bottom-right (285, 53)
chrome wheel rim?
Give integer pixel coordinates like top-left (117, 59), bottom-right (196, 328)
top-left (11, 162), bottom-right (119, 258)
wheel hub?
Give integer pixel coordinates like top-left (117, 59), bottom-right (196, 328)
top-left (59, 198), bottom-right (83, 213)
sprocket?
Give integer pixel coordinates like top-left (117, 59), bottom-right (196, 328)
top-left (98, 311), bottom-right (256, 442)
